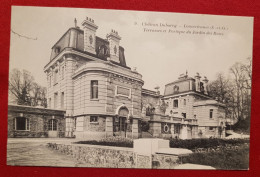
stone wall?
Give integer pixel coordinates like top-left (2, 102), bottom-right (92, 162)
top-left (152, 154), bottom-right (180, 169)
top-left (47, 143), bottom-right (136, 168)
top-left (47, 142), bottom-right (182, 169)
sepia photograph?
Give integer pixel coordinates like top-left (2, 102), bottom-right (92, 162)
top-left (7, 6), bottom-right (253, 170)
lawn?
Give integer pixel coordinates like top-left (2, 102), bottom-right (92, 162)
top-left (182, 144), bottom-right (249, 170)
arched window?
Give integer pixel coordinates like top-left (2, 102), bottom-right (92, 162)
top-left (14, 117), bottom-right (30, 130)
top-left (48, 119), bottom-right (57, 131)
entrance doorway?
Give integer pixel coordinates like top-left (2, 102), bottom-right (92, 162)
top-left (113, 106), bottom-right (132, 137)
top-left (113, 116), bottom-right (126, 137)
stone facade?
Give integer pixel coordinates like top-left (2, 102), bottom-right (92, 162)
top-left (44, 17), bottom-right (143, 140)
top-left (27, 16), bottom-right (226, 140)
top-left (161, 73), bottom-right (226, 138)
top-left (8, 105), bottom-right (65, 138)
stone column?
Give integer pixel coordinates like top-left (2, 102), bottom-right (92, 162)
top-left (105, 116), bottom-right (113, 137)
top-left (132, 118), bottom-right (139, 139)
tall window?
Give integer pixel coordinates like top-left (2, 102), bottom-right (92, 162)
top-left (173, 100), bottom-right (178, 108)
top-left (48, 119), bottom-right (57, 131)
top-left (15, 117), bottom-right (29, 130)
top-left (49, 75), bottom-right (52, 87)
top-left (61, 66), bottom-right (65, 80)
top-left (183, 99), bottom-right (186, 106)
top-left (91, 80), bottom-right (98, 99)
top-left (209, 109), bottom-right (213, 118)
top-left (54, 93), bottom-right (58, 109)
top-left (182, 113), bottom-right (186, 118)
top-left (61, 92), bottom-right (64, 109)
top-left (48, 98), bottom-right (51, 108)
top-left (174, 124), bottom-right (180, 134)
top-left (54, 69), bottom-right (58, 84)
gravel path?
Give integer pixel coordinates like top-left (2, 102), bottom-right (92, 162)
top-left (7, 138), bottom-right (86, 167)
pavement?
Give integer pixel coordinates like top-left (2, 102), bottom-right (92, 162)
top-left (174, 163), bottom-right (215, 169)
top-left (7, 138), bottom-right (85, 167)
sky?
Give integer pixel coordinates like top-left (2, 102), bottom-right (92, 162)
top-left (10, 6), bottom-right (253, 93)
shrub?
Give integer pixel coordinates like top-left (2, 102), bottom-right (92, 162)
top-left (75, 136), bottom-right (133, 148)
top-left (75, 137), bottom-right (249, 150)
top-left (169, 138), bottom-right (249, 150)
top-left (232, 118), bottom-right (250, 134)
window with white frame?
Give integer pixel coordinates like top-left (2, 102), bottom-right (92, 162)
top-left (173, 99), bottom-right (178, 108)
top-left (48, 98), bottom-right (51, 108)
top-left (61, 92), bottom-right (64, 109)
top-left (91, 80), bottom-right (98, 99)
top-left (54, 93), bottom-right (58, 109)
top-left (54, 69), bottom-right (58, 85)
top-left (48, 119), bottom-right (57, 131)
top-left (48, 75), bottom-right (52, 87)
top-left (209, 109), bottom-right (213, 118)
top-left (61, 66), bottom-right (65, 80)
top-left (14, 117), bottom-right (29, 131)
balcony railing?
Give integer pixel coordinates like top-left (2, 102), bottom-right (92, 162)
top-left (150, 113), bottom-right (198, 125)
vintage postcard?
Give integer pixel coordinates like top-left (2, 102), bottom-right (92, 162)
top-left (7, 6), bottom-right (253, 169)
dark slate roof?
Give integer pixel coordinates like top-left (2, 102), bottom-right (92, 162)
top-left (165, 76), bottom-right (194, 86)
top-left (50, 27), bottom-right (128, 68)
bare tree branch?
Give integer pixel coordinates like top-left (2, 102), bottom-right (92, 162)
top-left (11, 29), bottom-right (37, 40)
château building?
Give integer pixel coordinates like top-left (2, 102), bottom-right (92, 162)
top-left (8, 17), bottom-right (226, 139)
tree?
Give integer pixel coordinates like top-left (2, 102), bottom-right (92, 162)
top-left (208, 73), bottom-right (235, 119)
top-left (230, 58), bottom-right (252, 121)
top-left (208, 58), bottom-right (252, 124)
top-left (9, 68), bottom-right (47, 107)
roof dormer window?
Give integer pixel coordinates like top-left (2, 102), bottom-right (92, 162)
top-left (173, 85), bottom-right (179, 93)
top-left (54, 47), bottom-right (60, 54)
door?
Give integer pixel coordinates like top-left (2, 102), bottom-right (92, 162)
top-left (113, 117), bottom-right (127, 137)
top-left (48, 119), bottom-right (58, 138)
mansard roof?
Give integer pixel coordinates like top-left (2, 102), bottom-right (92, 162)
top-left (49, 27), bottom-right (127, 68)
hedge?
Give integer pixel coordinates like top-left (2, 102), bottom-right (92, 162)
top-left (169, 138), bottom-right (249, 150)
top-left (75, 137), bottom-right (249, 150)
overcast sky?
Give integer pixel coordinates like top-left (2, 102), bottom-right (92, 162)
top-left (10, 6), bottom-right (253, 93)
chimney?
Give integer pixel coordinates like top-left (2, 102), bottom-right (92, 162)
top-left (106, 29), bottom-right (121, 63)
top-left (82, 17), bottom-right (98, 54)
top-left (202, 76), bottom-right (209, 95)
top-left (194, 72), bottom-right (201, 92)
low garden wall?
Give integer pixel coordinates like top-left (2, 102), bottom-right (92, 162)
top-left (47, 143), bottom-right (181, 169)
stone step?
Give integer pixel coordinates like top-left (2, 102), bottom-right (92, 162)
top-left (174, 163), bottom-right (215, 169)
